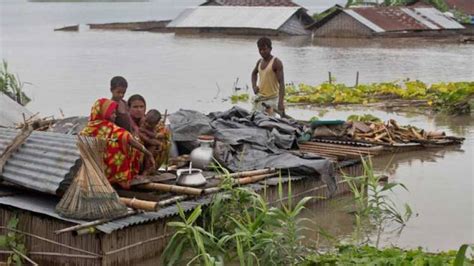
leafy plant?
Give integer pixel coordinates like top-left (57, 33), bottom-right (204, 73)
top-left (0, 216), bottom-right (27, 266)
top-left (302, 244), bottom-right (473, 265)
top-left (285, 80), bottom-right (474, 115)
top-left (347, 114), bottom-right (382, 123)
top-left (163, 167), bottom-right (316, 265)
top-left (343, 157), bottom-right (412, 248)
top-left (161, 204), bottom-right (221, 265)
top-left (230, 93), bottom-right (249, 104)
top-left (0, 60), bottom-right (31, 106)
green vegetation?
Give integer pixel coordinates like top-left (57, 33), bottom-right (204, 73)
top-left (347, 114), bottom-right (382, 123)
top-left (286, 81), bottom-right (474, 115)
top-left (230, 93), bottom-right (250, 104)
top-left (162, 162), bottom-right (472, 265)
top-left (0, 60), bottom-right (31, 106)
top-left (302, 244), bottom-right (472, 265)
top-left (162, 170), bottom-right (313, 265)
top-left (344, 157), bottom-right (412, 247)
top-left (0, 216), bottom-right (28, 265)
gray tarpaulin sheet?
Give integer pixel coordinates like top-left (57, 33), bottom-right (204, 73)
top-left (169, 107), bottom-right (336, 193)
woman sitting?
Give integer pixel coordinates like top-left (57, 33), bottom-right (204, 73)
top-left (128, 94), bottom-right (146, 134)
top-left (81, 98), bottom-right (154, 189)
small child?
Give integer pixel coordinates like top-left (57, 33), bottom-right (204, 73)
top-left (110, 76), bottom-right (133, 133)
top-left (139, 109), bottom-right (171, 174)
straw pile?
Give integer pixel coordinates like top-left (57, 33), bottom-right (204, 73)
top-left (56, 136), bottom-right (128, 220)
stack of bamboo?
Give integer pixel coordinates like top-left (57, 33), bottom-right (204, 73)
top-left (349, 119), bottom-right (452, 145)
top-left (118, 168), bottom-right (279, 211)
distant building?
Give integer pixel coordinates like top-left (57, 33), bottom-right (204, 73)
top-left (309, 6), bottom-right (464, 38)
top-left (167, 6), bottom-right (314, 35)
top-left (408, 0), bottom-right (474, 24)
top-left (200, 0), bottom-right (299, 7)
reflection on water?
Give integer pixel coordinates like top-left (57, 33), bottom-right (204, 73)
top-left (295, 107), bottom-right (473, 252)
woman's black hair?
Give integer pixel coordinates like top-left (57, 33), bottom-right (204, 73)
top-left (127, 94), bottom-right (146, 108)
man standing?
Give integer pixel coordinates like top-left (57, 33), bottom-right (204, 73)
top-left (251, 37), bottom-right (285, 116)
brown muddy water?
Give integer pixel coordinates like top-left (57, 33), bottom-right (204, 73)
top-left (295, 107), bottom-right (474, 252)
top-left (1, 0), bottom-right (473, 253)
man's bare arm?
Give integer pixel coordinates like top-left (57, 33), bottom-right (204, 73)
top-left (274, 58), bottom-right (285, 114)
top-left (251, 60), bottom-right (260, 94)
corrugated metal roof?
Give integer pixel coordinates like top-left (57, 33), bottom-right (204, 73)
top-left (0, 182), bottom-right (266, 234)
top-left (0, 94), bottom-right (33, 128)
top-left (168, 6), bottom-right (302, 30)
top-left (414, 7), bottom-right (465, 29)
top-left (351, 7), bottom-right (427, 32)
top-left (344, 9), bottom-right (385, 32)
top-left (0, 128), bottom-right (80, 195)
top-left (347, 6), bottom-right (464, 32)
top-left (201, 0), bottom-right (299, 6)
top-left (401, 8), bottom-right (440, 29)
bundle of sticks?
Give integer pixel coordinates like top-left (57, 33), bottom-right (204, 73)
top-left (348, 119), bottom-right (450, 145)
top-left (56, 136), bottom-right (128, 220)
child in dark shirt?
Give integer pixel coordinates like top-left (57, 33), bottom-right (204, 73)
top-left (110, 76), bottom-right (134, 133)
top-left (140, 109), bottom-right (170, 174)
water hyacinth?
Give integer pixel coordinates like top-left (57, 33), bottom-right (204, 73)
top-left (286, 81), bottom-right (474, 114)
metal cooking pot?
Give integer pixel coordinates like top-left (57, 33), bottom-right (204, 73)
top-left (176, 168), bottom-right (207, 187)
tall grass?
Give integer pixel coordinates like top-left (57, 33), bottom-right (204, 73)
top-left (0, 60), bottom-right (31, 106)
top-left (161, 169), bottom-right (315, 265)
top-left (343, 156), bottom-right (412, 248)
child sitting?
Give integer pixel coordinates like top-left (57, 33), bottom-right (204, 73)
top-left (110, 76), bottom-right (134, 133)
top-left (139, 109), bottom-right (171, 174)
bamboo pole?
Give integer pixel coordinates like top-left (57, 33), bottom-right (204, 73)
top-left (137, 183), bottom-right (203, 196)
top-left (55, 210), bottom-right (137, 235)
top-left (235, 173), bottom-right (278, 185)
top-left (299, 144), bottom-right (373, 154)
top-left (298, 142), bottom-right (379, 152)
top-left (213, 168), bottom-right (276, 179)
top-left (120, 197), bottom-right (158, 211)
top-left (158, 195), bottom-right (188, 207)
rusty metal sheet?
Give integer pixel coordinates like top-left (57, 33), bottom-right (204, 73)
top-left (351, 7), bottom-right (428, 31)
top-left (204, 0), bottom-right (299, 6)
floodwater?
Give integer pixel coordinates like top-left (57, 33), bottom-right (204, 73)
top-left (1, 0), bottom-right (473, 253)
top-left (297, 107), bottom-right (474, 252)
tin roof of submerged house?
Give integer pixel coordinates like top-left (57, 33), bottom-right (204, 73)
top-left (167, 6), bottom-right (314, 34)
top-left (309, 6), bottom-right (464, 32)
top-left (0, 128), bottom-right (81, 195)
top-left (200, 0), bottom-right (299, 7)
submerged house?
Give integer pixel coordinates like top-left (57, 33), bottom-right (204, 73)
top-left (167, 6), bottom-right (314, 36)
top-left (200, 0), bottom-right (299, 6)
top-left (0, 125), bottom-right (362, 265)
top-left (309, 6), bottom-right (465, 38)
